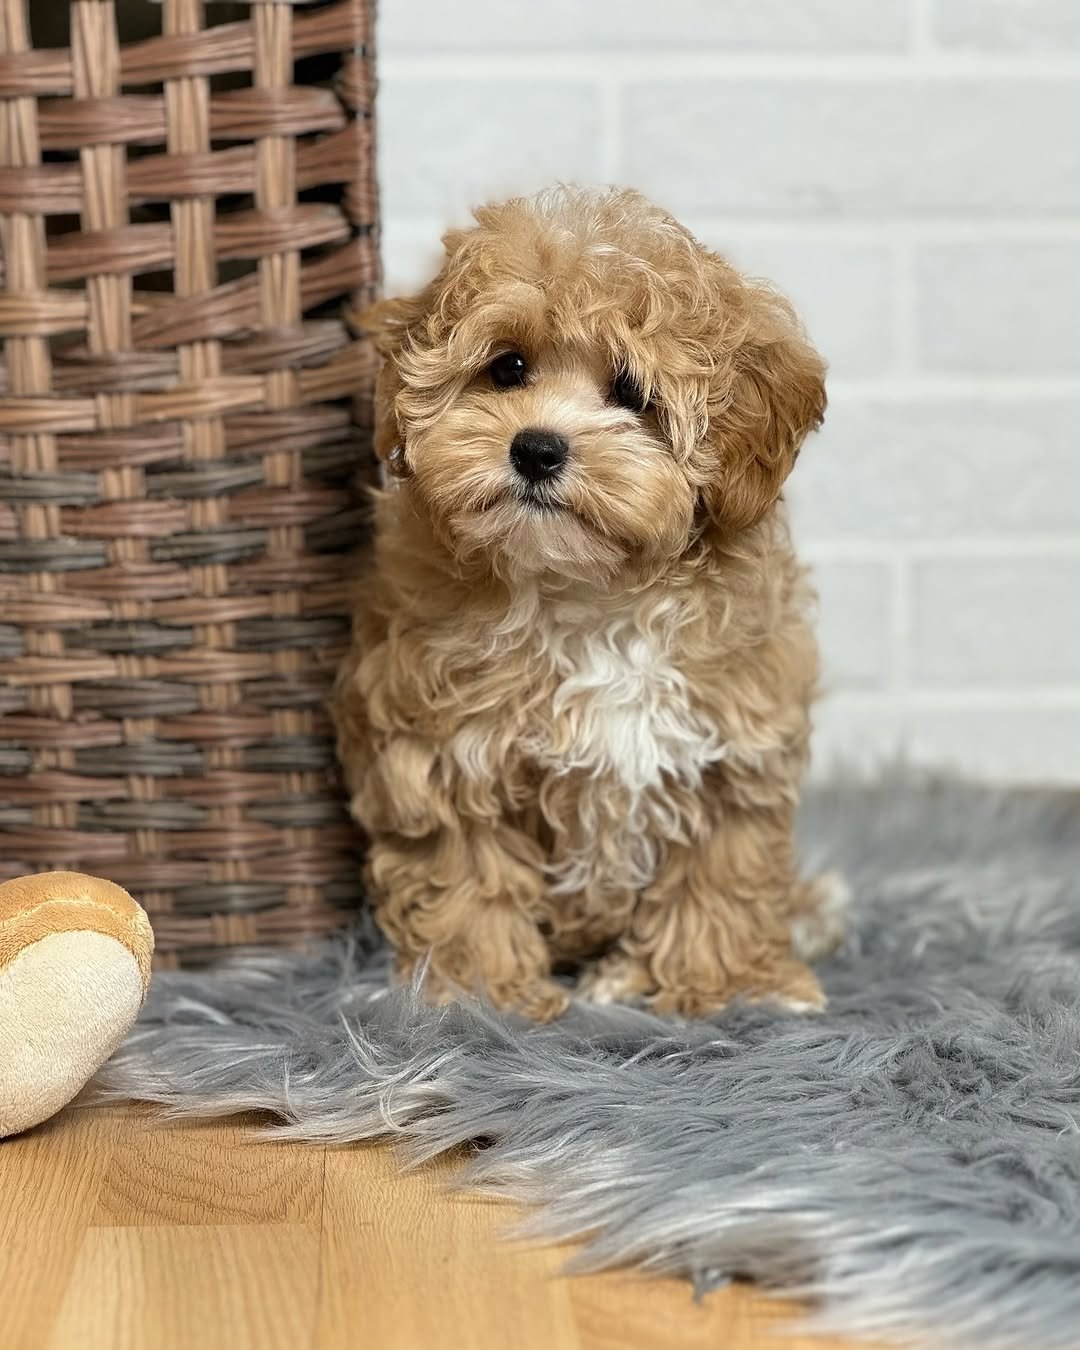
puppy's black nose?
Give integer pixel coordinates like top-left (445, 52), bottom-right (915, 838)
top-left (509, 428), bottom-right (568, 483)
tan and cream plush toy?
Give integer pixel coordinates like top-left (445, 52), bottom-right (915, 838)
top-left (0, 872), bottom-right (153, 1139)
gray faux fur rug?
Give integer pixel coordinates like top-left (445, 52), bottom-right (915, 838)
top-left (100, 779), bottom-right (1080, 1350)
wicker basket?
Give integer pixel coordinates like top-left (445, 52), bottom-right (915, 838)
top-left (0, 0), bottom-right (377, 964)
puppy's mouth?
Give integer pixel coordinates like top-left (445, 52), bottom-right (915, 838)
top-left (513, 484), bottom-right (570, 515)
top-left (476, 483), bottom-right (574, 517)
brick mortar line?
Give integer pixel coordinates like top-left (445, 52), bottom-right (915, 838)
top-left (380, 56), bottom-right (1080, 79)
top-left (801, 541), bottom-right (1080, 561)
top-left (909, 0), bottom-right (936, 57)
top-left (890, 552), bottom-right (912, 700)
top-left (817, 689), bottom-right (1080, 709)
top-left (825, 378), bottom-right (1080, 398)
top-left (383, 218), bottom-right (1080, 244)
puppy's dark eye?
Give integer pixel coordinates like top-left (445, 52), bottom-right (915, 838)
top-left (489, 351), bottom-right (528, 388)
top-left (610, 368), bottom-right (650, 414)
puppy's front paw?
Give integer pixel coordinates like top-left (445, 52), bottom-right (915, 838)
top-left (742, 958), bottom-right (828, 1015)
top-left (745, 980), bottom-right (827, 1016)
top-left (412, 964), bottom-right (570, 1023)
top-left (491, 977), bottom-right (571, 1023)
top-left (577, 952), bottom-right (654, 1006)
top-left (649, 959), bottom-right (827, 1019)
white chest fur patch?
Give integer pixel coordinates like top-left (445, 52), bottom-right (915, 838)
top-left (529, 593), bottom-right (728, 896)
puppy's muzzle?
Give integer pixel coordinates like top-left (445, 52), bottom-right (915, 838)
top-left (510, 428), bottom-right (568, 484)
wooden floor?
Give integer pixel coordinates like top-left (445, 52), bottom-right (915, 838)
top-left (0, 1102), bottom-right (858, 1350)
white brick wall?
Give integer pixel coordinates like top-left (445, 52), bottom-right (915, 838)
top-left (377, 1), bottom-right (1080, 785)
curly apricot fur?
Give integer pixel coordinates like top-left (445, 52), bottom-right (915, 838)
top-left (335, 187), bottom-right (839, 1021)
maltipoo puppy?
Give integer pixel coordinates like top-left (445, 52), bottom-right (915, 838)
top-left (334, 186), bottom-right (847, 1021)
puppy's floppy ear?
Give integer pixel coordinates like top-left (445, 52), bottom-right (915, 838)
top-left (704, 284), bottom-right (826, 533)
top-left (355, 293), bottom-right (425, 359)
top-left (351, 293), bottom-right (427, 465)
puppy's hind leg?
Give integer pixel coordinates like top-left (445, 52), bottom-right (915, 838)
top-left (790, 871), bottom-right (851, 964)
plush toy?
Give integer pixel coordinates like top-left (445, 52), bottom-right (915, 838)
top-left (0, 872), bottom-right (153, 1138)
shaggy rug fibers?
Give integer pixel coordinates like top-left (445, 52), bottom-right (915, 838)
top-left (100, 779), bottom-right (1080, 1349)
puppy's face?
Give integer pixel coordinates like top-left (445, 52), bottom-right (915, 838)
top-left (367, 189), bottom-right (826, 582)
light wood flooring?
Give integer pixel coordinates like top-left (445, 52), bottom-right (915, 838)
top-left (0, 1100), bottom-right (862, 1350)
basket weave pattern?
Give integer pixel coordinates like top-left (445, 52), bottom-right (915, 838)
top-left (0, 0), bottom-right (377, 961)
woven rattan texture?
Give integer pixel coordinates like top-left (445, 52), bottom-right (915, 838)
top-left (0, 0), bottom-right (377, 962)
